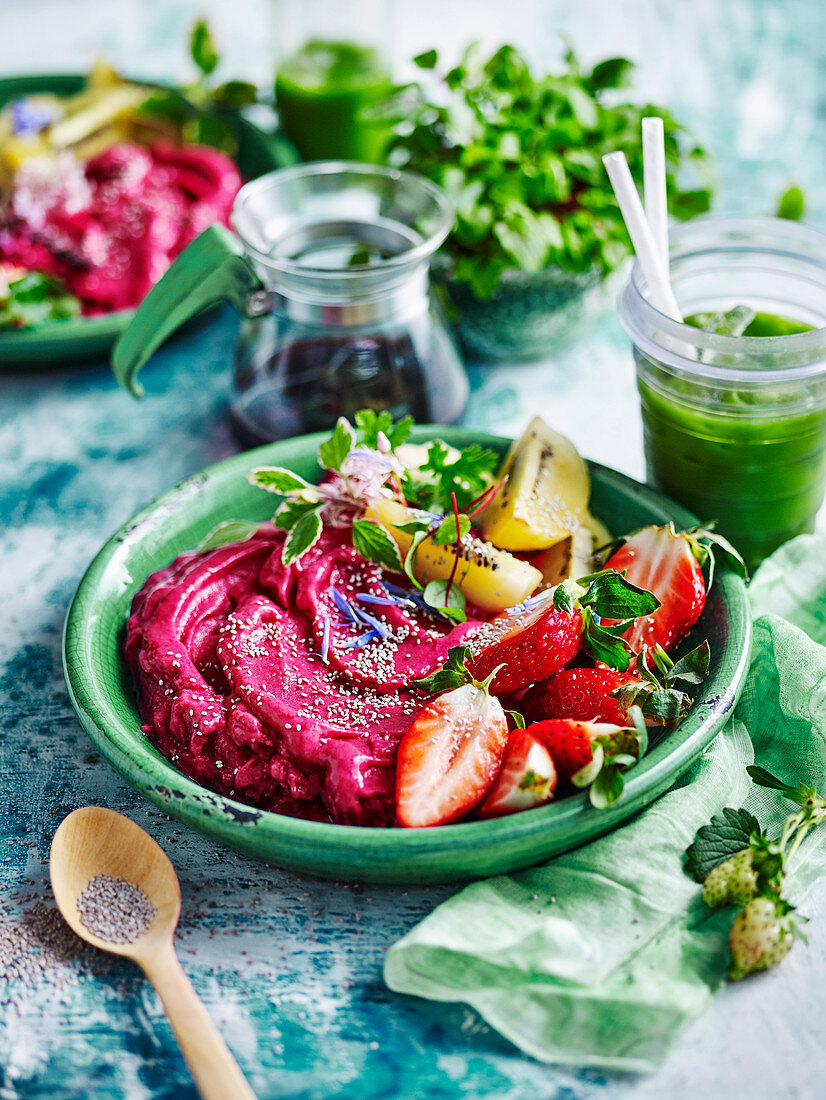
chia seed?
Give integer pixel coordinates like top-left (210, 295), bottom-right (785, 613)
top-left (76, 874), bottom-right (157, 944)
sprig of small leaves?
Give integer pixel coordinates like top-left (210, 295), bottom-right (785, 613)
top-left (0, 272), bottom-right (80, 330)
top-left (380, 43), bottom-right (714, 298)
top-left (137, 17), bottom-right (258, 156)
top-left (402, 439), bottom-right (500, 513)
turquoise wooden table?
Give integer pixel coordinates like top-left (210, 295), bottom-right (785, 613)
top-left (3, 1), bottom-right (826, 1097)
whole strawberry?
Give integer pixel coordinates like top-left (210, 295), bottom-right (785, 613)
top-left (728, 896), bottom-right (797, 981)
top-left (521, 667), bottom-right (643, 726)
top-left (702, 849), bottom-right (758, 909)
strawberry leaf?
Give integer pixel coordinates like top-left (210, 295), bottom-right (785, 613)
top-left (684, 806), bottom-right (762, 883)
top-left (642, 687), bottom-right (689, 721)
top-left (318, 417), bottom-right (356, 472)
top-left (580, 608), bottom-right (632, 671)
top-left (589, 764), bottom-right (625, 809)
top-left (352, 518), bottom-right (404, 573)
top-left (578, 570), bottom-right (660, 618)
top-left (196, 520), bottom-right (262, 552)
top-left (506, 709), bottom-right (526, 729)
top-left (667, 641), bottom-right (711, 685)
top-left (249, 466), bottom-right (315, 494)
top-left (746, 766), bottom-right (823, 808)
top-left (571, 742), bottom-right (605, 788)
top-left (414, 644), bottom-right (472, 693)
top-left (281, 508), bottom-right (323, 566)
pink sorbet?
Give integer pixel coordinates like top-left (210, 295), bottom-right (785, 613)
top-left (124, 527), bottom-right (487, 826)
top-left (0, 141), bottom-right (242, 314)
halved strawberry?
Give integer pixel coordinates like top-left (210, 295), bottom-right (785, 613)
top-left (396, 679), bottom-right (509, 828)
top-left (604, 524), bottom-right (706, 657)
top-left (466, 598), bottom-right (582, 695)
top-left (477, 727), bottom-right (557, 819)
top-left (522, 668), bottom-right (647, 726)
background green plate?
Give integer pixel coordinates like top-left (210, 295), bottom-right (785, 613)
top-left (63, 427), bottom-right (752, 884)
top-left (0, 73), bottom-right (297, 367)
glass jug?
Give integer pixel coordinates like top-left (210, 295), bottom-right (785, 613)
top-left (112, 162), bottom-right (468, 446)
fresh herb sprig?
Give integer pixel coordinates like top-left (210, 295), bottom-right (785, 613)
top-left (0, 271), bottom-right (80, 330)
top-left (402, 439), bottom-right (499, 513)
top-left (137, 18), bottom-right (259, 156)
top-left (686, 767), bottom-right (826, 980)
top-left (380, 43), bottom-right (714, 298)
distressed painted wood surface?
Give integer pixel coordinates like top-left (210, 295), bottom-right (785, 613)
top-left (3, 1), bottom-right (826, 1097)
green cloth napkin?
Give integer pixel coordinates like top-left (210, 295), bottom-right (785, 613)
top-left (384, 533), bottom-right (826, 1072)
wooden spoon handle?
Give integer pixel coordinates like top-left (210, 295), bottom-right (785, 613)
top-left (141, 946), bottom-right (256, 1100)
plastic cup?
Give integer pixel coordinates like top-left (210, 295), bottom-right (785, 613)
top-left (619, 217), bottom-right (826, 569)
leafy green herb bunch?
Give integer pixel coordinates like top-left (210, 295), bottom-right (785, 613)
top-left (381, 43), bottom-right (715, 298)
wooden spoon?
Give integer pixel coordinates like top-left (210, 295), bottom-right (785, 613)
top-left (50, 806), bottom-right (256, 1100)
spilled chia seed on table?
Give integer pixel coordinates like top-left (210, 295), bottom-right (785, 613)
top-left (77, 874), bottom-right (157, 944)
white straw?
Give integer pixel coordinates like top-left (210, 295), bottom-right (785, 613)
top-left (642, 116), bottom-right (669, 272)
top-left (602, 150), bottom-right (683, 321)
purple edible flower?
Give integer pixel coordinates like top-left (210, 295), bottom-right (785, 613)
top-left (329, 586), bottom-right (360, 623)
top-left (320, 614), bottom-right (331, 664)
top-left (353, 606), bottom-right (391, 639)
top-left (505, 593), bottom-right (551, 617)
top-left (355, 592), bottom-right (400, 607)
top-left (343, 629), bottom-right (382, 650)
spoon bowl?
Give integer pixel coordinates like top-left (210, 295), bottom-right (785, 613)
top-left (50, 806), bottom-right (256, 1100)
top-left (50, 806), bottom-right (180, 959)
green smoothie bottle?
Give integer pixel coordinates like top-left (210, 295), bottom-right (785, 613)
top-left (275, 39), bottom-right (393, 163)
top-left (619, 218), bottom-right (826, 570)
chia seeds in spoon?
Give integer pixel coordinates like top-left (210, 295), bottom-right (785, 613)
top-left (77, 874), bottom-right (157, 944)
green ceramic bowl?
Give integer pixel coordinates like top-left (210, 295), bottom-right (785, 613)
top-left (0, 74), bottom-right (297, 367)
top-left (63, 427), bottom-right (752, 884)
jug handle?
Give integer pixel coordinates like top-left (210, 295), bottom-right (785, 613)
top-left (111, 225), bottom-right (270, 398)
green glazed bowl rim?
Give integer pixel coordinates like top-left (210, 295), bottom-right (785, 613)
top-left (63, 427), bottom-right (752, 882)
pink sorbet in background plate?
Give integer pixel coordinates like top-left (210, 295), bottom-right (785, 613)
top-left (0, 141), bottom-right (241, 314)
top-left (125, 527), bottom-right (486, 826)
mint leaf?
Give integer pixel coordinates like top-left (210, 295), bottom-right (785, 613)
top-left (579, 570), bottom-right (660, 618)
top-left (248, 466), bottom-right (315, 494)
top-left (684, 807), bottom-right (762, 883)
top-left (191, 17), bottom-right (219, 76)
top-left (433, 513), bottom-right (470, 546)
top-left (273, 498), bottom-right (321, 530)
top-left (196, 520), bottom-right (262, 552)
top-left (281, 509), bottom-right (322, 566)
top-left (0, 272), bottom-right (80, 330)
top-left (422, 579), bottom-right (466, 623)
top-left (318, 417), bottom-right (356, 472)
top-left (351, 519), bottom-right (403, 573)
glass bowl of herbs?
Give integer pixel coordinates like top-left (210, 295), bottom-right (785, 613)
top-left (381, 44), bottom-right (714, 362)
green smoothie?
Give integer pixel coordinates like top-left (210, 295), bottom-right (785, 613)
top-left (275, 40), bottom-right (393, 163)
top-left (639, 307), bottom-right (826, 568)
